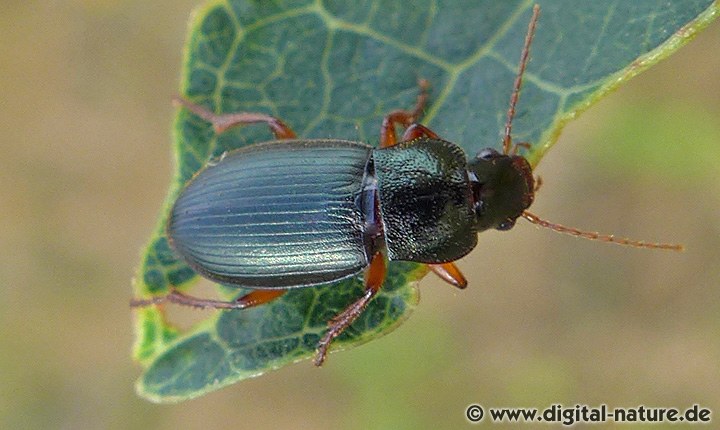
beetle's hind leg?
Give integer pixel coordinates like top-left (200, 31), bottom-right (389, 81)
top-left (173, 97), bottom-right (296, 139)
top-left (314, 252), bottom-right (387, 366)
top-left (130, 288), bottom-right (285, 310)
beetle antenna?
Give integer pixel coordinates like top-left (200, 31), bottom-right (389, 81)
top-left (503, 4), bottom-right (540, 155)
top-left (521, 211), bottom-right (684, 251)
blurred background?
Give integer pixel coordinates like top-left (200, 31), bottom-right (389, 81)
top-left (1, 1), bottom-right (718, 429)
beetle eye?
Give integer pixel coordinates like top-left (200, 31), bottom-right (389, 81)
top-left (477, 148), bottom-right (499, 160)
top-left (496, 219), bottom-right (515, 231)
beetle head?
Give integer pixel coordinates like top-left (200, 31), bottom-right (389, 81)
top-left (467, 148), bottom-right (535, 232)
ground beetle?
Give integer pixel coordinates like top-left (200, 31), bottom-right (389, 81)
top-left (133, 6), bottom-right (681, 365)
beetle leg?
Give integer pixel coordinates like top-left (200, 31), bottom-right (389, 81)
top-left (314, 252), bottom-right (386, 366)
top-left (379, 79), bottom-right (430, 148)
top-left (233, 289), bottom-right (287, 307)
top-left (173, 96), bottom-right (297, 139)
top-left (401, 123), bottom-right (441, 141)
top-left (130, 288), bottom-right (285, 310)
top-left (533, 175), bottom-right (543, 192)
top-left (511, 141), bottom-right (532, 155)
top-left (428, 262), bottom-right (467, 289)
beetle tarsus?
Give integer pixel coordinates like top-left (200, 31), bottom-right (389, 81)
top-left (173, 96), bottom-right (297, 139)
top-left (129, 295), bottom-right (168, 308)
top-left (314, 288), bottom-right (375, 366)
top-left (314, 253), bottom-right (386, 366)
top-left (412, 78), bottom-right (431, 120)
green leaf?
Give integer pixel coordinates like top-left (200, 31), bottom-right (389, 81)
top-left (132, 0), bottom-right (719, 402)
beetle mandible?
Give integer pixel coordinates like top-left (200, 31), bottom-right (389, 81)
top-left (132, 6), bottom-right (681, 365)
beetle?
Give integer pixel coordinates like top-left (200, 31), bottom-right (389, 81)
top-left (132, 6), bottom-right (681, 365)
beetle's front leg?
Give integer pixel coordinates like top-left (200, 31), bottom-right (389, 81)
top-left (401, 123), bottom-right (440, 141)
top-left (428, 262), bottom-right (467, 289)
top-left (314, 252), bottom-right (386, 366)
top-left (173, 97), bottom-right (296, 139)
top-left (379, 79), bottom-right (431, 148)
